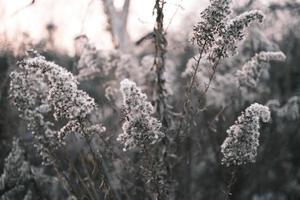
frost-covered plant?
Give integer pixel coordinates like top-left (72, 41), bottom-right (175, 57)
top-left (221, 103), bottom-right (271, 166)
top-left (9, 50), bottom-right (105, 166)
top-left (9, 51), bottom-right (114, 199)
top-left (188, 0), bottom-right (264, 95)
top-left (209, 10), bottom-right (264, 63)
top-left (237, 51), bottom-right (286, 88)
top-left (192, 0), bottom-right (231, 52)
top-left (34, 58), bottom-right (96, 121)
top-left (193, 0), bottom-right (264, 60)
top-left (117, 79), bottom-right (164, 151)
top-left (9, 53), bottom-right (58, 162)
top-left (188, 0), bottom-right (232, 94)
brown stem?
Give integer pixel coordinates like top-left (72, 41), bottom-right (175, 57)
top-left (79, 153), bottom-right (101, 200)
top-left (46, 149), bottom-right (75, 197)
top-left (143, 147), bottom-right (163, 200)
top-left (153, 0), bottom-right (168, 127)
top-left (65, 155), bottom-right (97, 200)
top-left (204, 57), bottom-right (222, 93)
top-left (186, 46), bottom-right (206, 99)
top-left (84, 134), bottom-right (121, 200)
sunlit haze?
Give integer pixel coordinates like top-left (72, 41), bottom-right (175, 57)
top-left (0, 0), bottom-right (207, 54)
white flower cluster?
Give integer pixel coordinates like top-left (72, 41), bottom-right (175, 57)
top-left (10, 51), bottom-right (105, 144)
top-left (24, 56), bottom-right (96, 120)
top-left (221, 103), bottom-right (271, 166)
top-left (237, 51), bottom-right (286, 88)
top-left (209, 10), bottom-right (264, 62)
top-left (10, 53), bottom-right (57, 158)
top-left (193, 0), bottom-right (264, 63)
top-left (193, 0), bottom-right (231, 52)
top-left (117, 79), bottom-right (164, 151)
top-left (9, 61), bottom-right (49, 119)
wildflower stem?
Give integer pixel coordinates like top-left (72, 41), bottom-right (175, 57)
top-left (204, 54), bottom-right (222, 93)
top-left (46, 149), bottom-right (75, 197)
top-left (143, 146), bottom-right (163, 200)
top-left (84, 135), bottom-right (122, 200)
top-left (153, 0), bottom-right (168, 127)
top-left (69, 158), bottom-right (97, 200)
top-left (79, 153), bottom-right (101, 200)
top-left (186, 46), bottom-right (206, 100)
top-left (224, 167), bottom-right (238, 200)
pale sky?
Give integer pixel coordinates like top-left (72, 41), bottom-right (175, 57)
top-left (0, 0), bottom-right (274, 54)
top-left (0, 0), bottom-right (206, 54)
